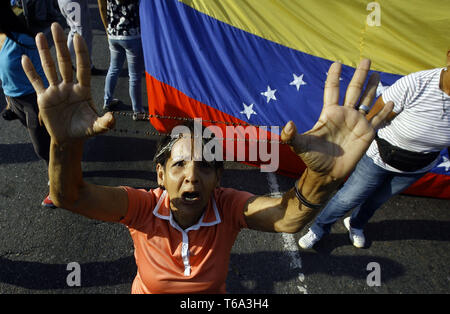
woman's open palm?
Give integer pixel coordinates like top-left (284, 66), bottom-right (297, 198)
top-left (21, 23), bottom-right (114, 145)
top-left (281, 60), bottom-right (393, 182)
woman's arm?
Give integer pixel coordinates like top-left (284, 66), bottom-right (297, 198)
top-left (244, 169), bottom-right (334, 233)
top-left (49, 138), bottom-right (128, 222)
top-left (97, 0), bottom-right (108, 33)
top-left (22, 23), bottom-right (127, 222)
top-left (243, 60), bottom-right (394, 233)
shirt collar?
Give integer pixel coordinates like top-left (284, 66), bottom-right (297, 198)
top-left (152, 190), bottom-right (222, 231)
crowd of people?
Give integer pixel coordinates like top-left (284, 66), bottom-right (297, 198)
top-left (1, 0), bottom-right (449, 294)
top-left (1, 0), bottom-right (145, 208)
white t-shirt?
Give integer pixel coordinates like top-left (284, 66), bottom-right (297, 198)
top-left (366, 67), bottom-right (450, 173)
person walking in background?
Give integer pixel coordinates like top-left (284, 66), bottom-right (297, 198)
top-left (97, 0), bottom-right (146, 121)
top-left (58, 0), bottom-right (103, 75)
top-left (298, 49), bottom-right (450, 250)
top-left (0, 2), bottom-right (55, 208)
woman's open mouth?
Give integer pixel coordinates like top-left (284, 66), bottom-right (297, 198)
top-left (182, 191), bottom-right (201, 202)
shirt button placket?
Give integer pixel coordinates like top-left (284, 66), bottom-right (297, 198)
top-left (181, 232), bottom-right (191, 276)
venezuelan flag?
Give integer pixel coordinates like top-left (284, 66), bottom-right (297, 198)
top-left (140, 0), bottom-right (450, 199)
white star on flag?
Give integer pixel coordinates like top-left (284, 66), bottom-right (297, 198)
top-left (290, 73), bottom-right (307, 91)
top-left (261, 86), bottom-right (277, 103)
top-left (437, 156), bottom-right (450, 172)
top-left (240, 103), bottom-right (257, 120)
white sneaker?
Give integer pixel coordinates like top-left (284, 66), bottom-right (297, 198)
top-left (343, 217), bottom-right (365, 248)
top-left (298, 229), bottom-right (321, 249)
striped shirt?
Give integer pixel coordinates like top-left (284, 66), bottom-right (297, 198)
top-left (366, 68), bottom-right (450, 173)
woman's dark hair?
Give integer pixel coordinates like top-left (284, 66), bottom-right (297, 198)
top-left (153, 121), bottom-right (224, 170)
top-left (0, 1), bottom-right (36, 46)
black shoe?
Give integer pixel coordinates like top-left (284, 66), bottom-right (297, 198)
top-left (103, 99), bottom-right (121, 112)
top-left (132, 112), bottom-right (147, 121)
top-left (1, 108), bottom-right (19, 121)
top-left (90, 66), bottom-right (105, 76)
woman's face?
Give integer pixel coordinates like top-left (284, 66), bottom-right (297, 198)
top-left (156, 137), bottom-right (222, 222)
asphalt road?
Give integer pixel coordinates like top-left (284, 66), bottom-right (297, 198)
top-left (0, 1), bottom-right (448, 295)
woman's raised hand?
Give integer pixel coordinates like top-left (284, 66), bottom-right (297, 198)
top-left (21, 23), bottom-right (114, 145)
top-left (281, 59), bottom-right (393, 183)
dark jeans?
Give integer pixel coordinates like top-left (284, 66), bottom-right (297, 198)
top-left (7, 93), bottom-right (50, 164)
top-left (310, 154), bottom-right (426, 236)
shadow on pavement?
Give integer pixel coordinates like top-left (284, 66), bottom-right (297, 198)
top-left (0, 250), bottom-right (402, 293)
top-left (0, 135), bottom-right (157, 164)
top-left (312, 219), bottom-right (450, 255)
top-left (226, 251), bottom-right (404, 294)
top-left (0, 256), bottom-right (136, 291)
top-left (84, 169), bottom-right (156, 182)
top-left (82, 135), bottom-right (157, 162)
top-left (0, 143), bottom-right (40, 164)
top-left (367, 220), bottom-right (450, 242)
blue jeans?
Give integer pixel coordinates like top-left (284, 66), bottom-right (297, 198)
top-left (310, 154), bottom-right (426, 237)
top-left (104, 37), bottom-right (145, 113)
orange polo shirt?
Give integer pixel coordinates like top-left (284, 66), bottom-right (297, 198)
top-left (120, 187), bottom-right (254, 294)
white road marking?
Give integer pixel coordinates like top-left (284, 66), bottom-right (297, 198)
top-left (267, 173), bottom-right (308, 294)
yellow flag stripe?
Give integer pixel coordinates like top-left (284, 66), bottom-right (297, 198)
top-left (180, 0), bottom-right (449, 75)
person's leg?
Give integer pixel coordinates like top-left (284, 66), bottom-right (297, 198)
top-left (75, 0), bottom-right (93, 60)
top-left (349, 171), bottom-right (427, 229)
top-left (58, 0), bottom-right (93, 65)
top-left (27, 121), bottom-right (51, 165)
top-left (309, 155), bottom-right (389, 238)
top-left (123, 38), bottom-right (145, 114)
top-left (8, 94), bottom-right (53, 207)
top-left (6, 96), bottom-right (27, 127)
top-left (15, 94), bottom-right (51, 164)
top-left (57, 0), bottom-right (77, 61)
top-left (104, 39), bottom-right (126, 109)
